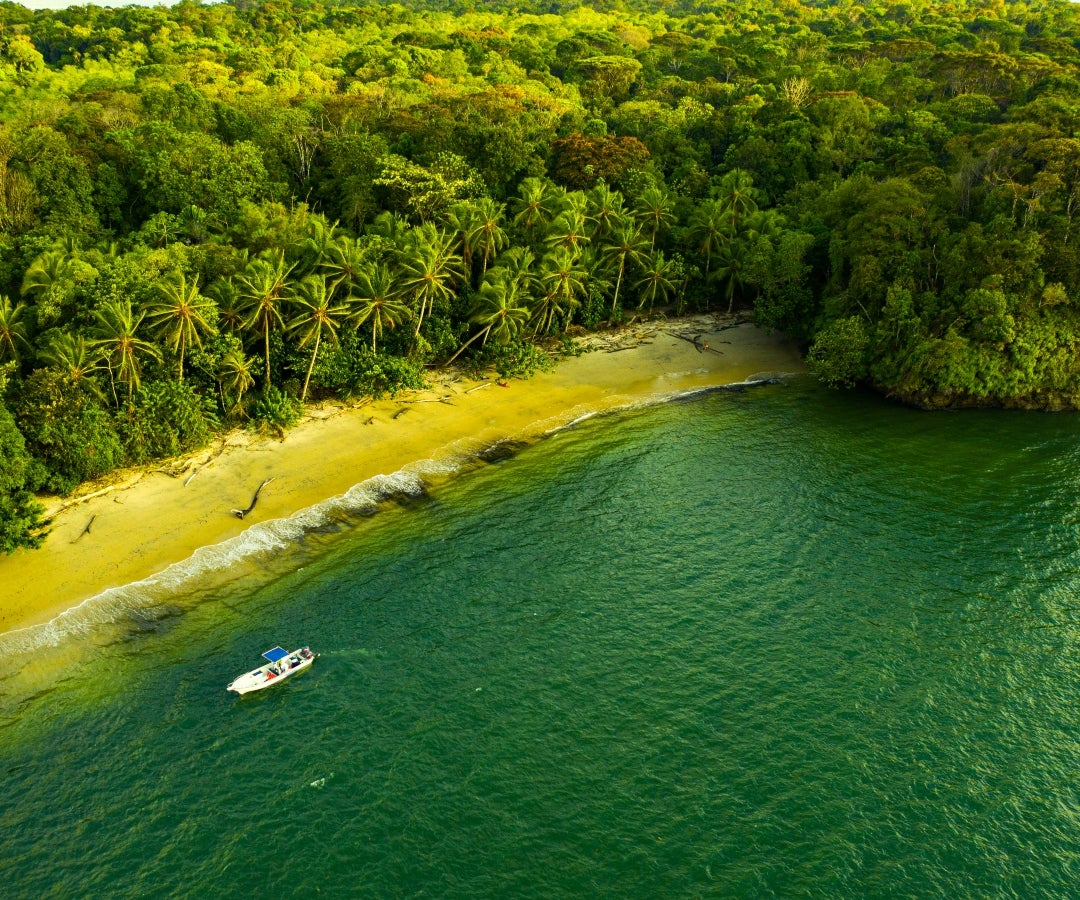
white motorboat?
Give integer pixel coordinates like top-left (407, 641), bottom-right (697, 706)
top-left (227, 646), bottom-right (317, 695)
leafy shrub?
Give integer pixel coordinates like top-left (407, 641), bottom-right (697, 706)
top-left (250, 385), bottom-right (303, 436)
top-left (14, 369), bottom-right (125, 494)
top-left (120, 379), bottom-right (219, 463)
top-left (806, 316), bottom-right (870, 388)
top-left (477, 340), bottom-right (554, 380)
top-left (0, 401), bottom-right (45, 553)
top-left (311, 331), bottom-right (426, 399)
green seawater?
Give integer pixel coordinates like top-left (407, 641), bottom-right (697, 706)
top-left (3, 378), bottom-right (1080, 897)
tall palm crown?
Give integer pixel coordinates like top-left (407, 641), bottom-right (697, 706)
top-left (715, 168), bottom-right (760, 230)
top-left (686, 199), bottom-right (730, 279)
top-left (634, 186), bottom-right (677, 251)
top-left (289, 275), bottom-right (348, 402)
top-left (92, 300), bottom-right (161, 405)
top-left (0, 295), bottom-right (31, 363)
top-left (467, 198), bottom-right (509, 278)
top-left (398, 225), bottom-right (462, 337)
top-left (636, 251), bottom-right (676, 312)
top-left (351, 263), bottom-right (412, 354)
top-left (207, 278), bottom-right (244, 334)
top-left (601, 221), bottom-right (650, 314)
top-left (40, 332), bottom-right (102, 396)
top-left (586, 183), bottom-right (626, 242)
top-left (217, 347), bottom-right (255, 414)
top-left (21, 249), bottom-right (77, 327)
top-left (322, 236), bottom-right (369, 297)
top-left (498, 247), bottom-right (539, 296)
top-left (511, 177), bottom-right (562, 237)
top-left (446, 267), bottom-right (531, 365)
top-left (443, 202), bottom-right (482, 277)
top-left (535, 247), bottom-right (587, 335)
top-left (237, 250), bottom-right (297, 388)
top-left (714, 239), bottom-right (750, 314)
top-left (147, 272), bottom-right (217, 381)
top-left (544, 210), bottom-right (590, 254)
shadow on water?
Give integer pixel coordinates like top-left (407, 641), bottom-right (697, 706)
top-left (3, 379), bottom-right (1080, 896)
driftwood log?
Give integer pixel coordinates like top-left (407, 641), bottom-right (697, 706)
top-left (71, 514), bottom-right (96, 543)
top-left (232, 478), bottom-right (274, 520)
top-left (665, 331), bottom-right (728, 354)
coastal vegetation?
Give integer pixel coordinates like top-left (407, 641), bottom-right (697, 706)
top-left (2, 0), bottom-right (1080, 550)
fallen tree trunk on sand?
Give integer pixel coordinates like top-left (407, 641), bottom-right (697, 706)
top-left (665, 331), bottom-right (729, 354)
top-left (71, 514), bottom-right (96, 543)
top-left (232, 478), bottom-right (274, 519)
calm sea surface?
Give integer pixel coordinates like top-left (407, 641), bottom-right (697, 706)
top-left (3, 378), bottom-right (1080, 897)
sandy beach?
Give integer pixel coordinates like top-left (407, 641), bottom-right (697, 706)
top-left (0, 316), bottom-right (803, 637)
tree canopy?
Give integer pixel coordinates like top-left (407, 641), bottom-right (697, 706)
top-left (3, 0), bottom-right (1080, 548)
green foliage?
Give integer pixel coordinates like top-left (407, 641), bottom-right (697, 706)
top-left (806, 316), bottom-right (871, 389)
top-left (119, 379), bottom-right (219, 463)
top-left (478, 340), bottom-right (554, 381)
top-left (3, 0), bottom-right (1080, 526)
top-left (250, 385), bottom-right (303, 436)
top-left (14, 369), bottom-right (125, 494)
top-left (0, 400), bottom-right (45, 554)
top-left (310, 330), bottom-right (427, 399)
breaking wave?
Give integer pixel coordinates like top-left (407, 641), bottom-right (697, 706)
top-left (0, 374), bottom-right (796, 659)
top-left (0, 465), bottom-right (445, 659)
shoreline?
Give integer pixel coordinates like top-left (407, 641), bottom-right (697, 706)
top-left (0, 316), bottom-right (804, 642)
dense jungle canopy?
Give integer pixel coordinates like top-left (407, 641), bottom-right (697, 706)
top-left (1, 0), bottom-right (1080, 549)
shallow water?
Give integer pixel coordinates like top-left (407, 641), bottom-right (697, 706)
top-left (3, 378), bottom-right (1080, 897)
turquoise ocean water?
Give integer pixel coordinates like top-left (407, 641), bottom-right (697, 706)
top-left (3, 377), bottom-right (1080, 897)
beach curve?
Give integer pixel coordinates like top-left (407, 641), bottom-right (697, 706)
top-left (0, 316), bottom-right (803, 644)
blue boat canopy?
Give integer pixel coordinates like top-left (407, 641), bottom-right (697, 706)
top-left (262, 647), bottom-right (289, 663)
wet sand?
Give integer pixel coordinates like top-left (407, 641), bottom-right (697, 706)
top-left (0, 317), bottom-right (803, 636)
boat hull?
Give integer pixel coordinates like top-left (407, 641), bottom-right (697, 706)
top-left (227, 649), bottom-right (317, 694)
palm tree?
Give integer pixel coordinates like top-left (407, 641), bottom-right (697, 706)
top-left (295, 215), bottom-right (340, 276)
top-left (217, 346), bottom-right (255, 415)
top-left (511, 177), bottom-right (561, 238)
top-left (467, 198), bottom-right (509, 278)
top-left (0, 295), bottom-right (31, 363)
top-left (21, 250), bottom-right (76, 325)
top-left (601, 220), bottom-right (650, 314)
top-left (443, 201), bottom-right (482, 279)
top-left (714, 239), bottom-right (750, 314)
top-left (40, 331), bottom-right (103, 396)
top-left (288, 275), bottom-right (348, 402)
top-left (743, 207), bottom-right (784, 244)
top-left (557, 190), bottom-right (590, 218)
top-left (351, 263), bottom-right (413, 353)
top-left (236, 250), bottom-right (297, 388)
top-left (686, 199), bottom-right (730, 281)
top-left (544, 210), bottom-right (590, 254)
top-left (635, 251), bottom-right (675, 312)
top-left (177, 205), bottom-right (220, 245)
top-left (207, 278), bottom-right (244, 334)
top-left (322, 235), bottom-right (369, 297)
top-left (147, 272), bottom-right (217, 381)
top-left (535, 247), bottom-right (587, 335)
top-left (498, 247), bottom-right (539, 296)
top-left (447, 268), bottom-right (531, 364)
top-left (92, 300), bottom-right (161, 406)
top-left (715, 168), bottom-right (759, 230)
top-left (586, 183), bottom-right (626, 242)
top-left (367, 211), bottom-right (411, 244)
top-left (399, 226), bottom-right (462, 337)
top-left (633, 186), bottom-right (677, 250)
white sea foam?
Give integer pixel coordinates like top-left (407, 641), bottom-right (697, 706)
top-left (0, 462), bottom-right (464, 660)
top-left (0, 376), bottom-right (798, 659)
